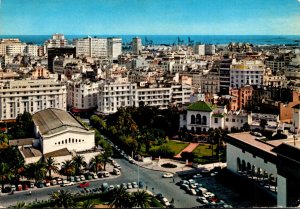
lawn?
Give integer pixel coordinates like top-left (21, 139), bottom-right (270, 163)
top-left (151, 140), bottom-right (189, 155)
top-left (192, 143), bottom-right (217, 157)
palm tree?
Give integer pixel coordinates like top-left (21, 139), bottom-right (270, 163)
top-left (24, 161), bottom-right (47, 183)
top-left (130, 190), bottom-right (152, 208)
top-left (50, 190), bottom-right (74, 208)
top-left (102, 144), bottom-right (113, 171)
top-left (77, 199), bottom-right (96, 208)
top-left (109, 185), bottom-right (131, 208)
top-left (72, 155), bottom-right (86, 174)
top-left (60, 160), bottom-right (75, 179)
top-left (13, 201), bottom-right (26, 209)
top-left (45, 157), bottom-right (59, 179)
top-left (90, 154), bottom-right (104, 173)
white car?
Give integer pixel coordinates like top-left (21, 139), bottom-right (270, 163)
top-left (197, 196), bottom-right (209, 204)
top-left (193, 174), bottom-right (203, 179)
top-left (162, 173), bottom-right (174, 178)
top-left (161, 197), bottom-right (171, 206)
top-left (61, 182), bottom-right (74, 187)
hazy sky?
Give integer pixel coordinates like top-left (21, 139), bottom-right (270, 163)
top-left (0, 0), bottom-right (299, 35)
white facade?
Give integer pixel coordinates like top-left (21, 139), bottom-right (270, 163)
top-left (194, 44), bottom-right (205, 55)
top-left (204, 45), bottom-right (216, 55)
top-left (67, 81), bottom-right (99, 110)
top-left (75, 37), bottom-right (107, 57)
top-left (107, 38), bottom-right (122, 59)
top-left (171, 84), bottom-right (193, 105)
top-left (98, 82), bottom-right (137, 114)
top-left (6, 44), bottom-right (26, 55)
top-left (0, 38), bottom-right (22, 55)
top-left (132, 37), bottom-right (142, 55)
top-left (0, 79), bottom-right (67, 121)
top-left (26, 45), bottom-right (39, 57)
top-left (230, 60), bottom-right (265, 88)
top-left (44, 34), bottom-right (68, 51)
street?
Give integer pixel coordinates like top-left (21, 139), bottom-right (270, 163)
top-left (0, 156), bottom-right (200, 208)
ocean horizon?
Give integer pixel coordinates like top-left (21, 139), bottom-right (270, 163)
top-left (0, 35), bottom-right (299, 46)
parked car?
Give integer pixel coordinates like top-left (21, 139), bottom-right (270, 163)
top-left (90, 172), bottom-right (98, 179)
top-left (22, 184), bottom-right (29, 190)
top-left (56, 178), bottom-right (63, 185)
top-left (132, 182), bottom-right (138, 188)
top-left (61, 181), bottom-right (74, 187)
top-left (69, 176), bottom-right (75, 182)
top-left (127, 182), bottom-right (133, 189)
top-left (189, 188), bottom-right (197, 195)
top-left (102, 183), bottom-right (109, 191)
top-left (36, 182), bottom-right (44, 188)
top-left (44, 182), bottom-right (51, 187)
top-left (138, 181), bottom-right (144, 188)
top-left (180, 184), bottom-right (190, 191)
top-left (17, 184), bottom-right (22, 191)
top-left (121, 183), bottom-right (127, 188)
top-left (113, 168), bottom-right (121, 175)
top-left (163, 173), bottom-right (174, 178)
top-left (80, 175), bottom-right (86, 181)
top-left (75, 176), bottom-right (81, 182)
top-left (197, 196), bottom-right (209, 204)
top-left (51, 179), bottom-right (57, 186)
top-left (108, 185), bottom-right (115, 191)
top-left (79, 182), bottom-right (90, 188)
top-left (155, 193), bottom-right (164, 200)
top-left (11, 185), bottom-right (16, 191)
top-left (161, 197), bottom-right (171, 206)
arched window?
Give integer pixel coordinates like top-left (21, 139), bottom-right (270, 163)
top-left (237, 158), bottom-right (241, 171)
top-left (191, 115), bottom-right (195, 124)
top-left (196, 114), bottom-right (201, 124)
top-left (65, 139), bottom-right (67, 144)
top-left (76, 139), bottom-right (78, 143)
top-left (72, 138), bottom-right (74, 143)
top-left (79, 139), bottom-right (81, 142)
top-left (62, 140), bottom-right (64, 144)
top-left (202, 116), bottom-right (207, 125)
top-left (58, 142), bottom-right (60, 145)
top-left (69, 138), bottom-right (71, 143)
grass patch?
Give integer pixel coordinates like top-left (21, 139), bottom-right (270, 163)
top-left (151, 140), bottom-right (189, 155)
top-left (192, 143), bottom-right (217, 157)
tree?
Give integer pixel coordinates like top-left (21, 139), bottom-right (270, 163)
top-left (72, 155), bottom-right (86, 175)
top-left (50, 190), bottom-right (74, 208)
top-left (102, 143), bottom-right (113, 171)
top-left (130, 190), bottom-right (152, 208)
top-left (77, 200), bottom-right (96, 208)
top-left (109, 185), bottom-right (131, 208)
top-left (24, 161), bottom-right (47, 183)
top-left (242, 123), bottom-right (251, 132)
top-left (0, 162), bottom-right (13, 191)
top-left (45, 157), bottom-right (58, 179)
top-left (60, 160), bottom-right (75, 179)
top-left (89, 154), bottom-right (104, 173)
top-left (180, 151), bottom-right (196, 162)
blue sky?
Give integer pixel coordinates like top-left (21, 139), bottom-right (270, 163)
top-left (0, 0), bottom-right (299, 35)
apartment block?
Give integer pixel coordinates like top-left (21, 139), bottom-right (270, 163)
top-left (0, 79), bottom-right (67, 121)
top-left (75, 37), bottom-right (107, 57)
top-left (107, 38), bottom-right (122, 59)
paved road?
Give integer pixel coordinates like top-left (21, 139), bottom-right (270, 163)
top-left (0, 156), bottom-right (200, 208)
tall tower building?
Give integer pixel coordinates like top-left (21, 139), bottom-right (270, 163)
top-left (107, 38), bottom-right (122, 59)
top-left (132, 37), bottom-right (142, 55)
top-left (75, 37), bottom-right (107, 58)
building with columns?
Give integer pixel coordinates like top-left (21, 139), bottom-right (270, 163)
top-left (225, 132), bottom-right (300, 207)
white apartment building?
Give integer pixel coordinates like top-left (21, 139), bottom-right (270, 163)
top-left (6, 44), bottom-right (27, 55)
top-left (230, 60), bottom-right (265, 88)
top-left (75, 37), bottom-right (107, 58)
top-left (171, 84), bottom-right (193, 105)
top-left (0, 39), bottom-right (22, 55)
top-left (132, 37), bottom-right (142, 55)
top-left (0, 79), bottom-right (67, 121)
top-left (98, 82), bottom-right (137, 114)
top-left (194, 44), bottom-right (205, 55)
top-left (205, 45), bottom-right (216, 55)
top-left (67, 81), bottom-right (99, 111)
top-left (26, 45), bottom-right (39, 57)
top-left (44, 34), bottom-right (68, 51)
top-left (97, 82), bottom-right (193, 114)
top-left (107, 38), bottom-right (122, 59)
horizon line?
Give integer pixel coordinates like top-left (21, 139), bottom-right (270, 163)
top-left (1, 34), bottom-right (300, 36)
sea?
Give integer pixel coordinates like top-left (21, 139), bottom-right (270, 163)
top-left (0, 35), bottom-right (299, 46)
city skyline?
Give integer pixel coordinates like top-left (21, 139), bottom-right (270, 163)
top-left (0, 0), bottom-right (299, 35)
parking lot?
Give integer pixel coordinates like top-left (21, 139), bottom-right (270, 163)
top-left (176, 170), bottom-right (254, 208)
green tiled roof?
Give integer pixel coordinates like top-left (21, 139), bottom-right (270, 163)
top-left (187, 101), bottom-right (215, 112)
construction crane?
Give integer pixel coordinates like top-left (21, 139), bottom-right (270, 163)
top-left (188, 37), bottom-right (194, 46)
top-left (177, 37), bottom-right (184, 45)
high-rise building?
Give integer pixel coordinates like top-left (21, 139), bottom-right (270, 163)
top-left (194, 44), bottom-right (205, 55)
top-left (6, 44), bottom-right (27, 55)
top-left (75, 37), bottom-right (107, 57)
top-left (26, 45), bottom-right (39, 57)
top-left (205, 44), bottom-right (216, 55)
top-left (47, 47), bottom-right (76, 72)
top-left (107, 38), bottom-right (122, 59)
top-left (219, 55), bottom-right (232, 94)
top-left (44, 33), bottom-right (68, 51)
top-left (132, 37), bottom-right (142, 55)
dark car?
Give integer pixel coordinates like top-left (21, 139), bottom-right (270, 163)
top-left (155, 193), bottom-right (164, 200)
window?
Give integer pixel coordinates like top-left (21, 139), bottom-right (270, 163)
top-left (232, 119), bottom-right (235, 122)
top-left (214, 118), bottom-right (218, 123)
top-left (226, 118), bottom-right (229, 122)
top-left (76, 139), bottom-right (78, 142)
top-left (264, 159), bottom-right (268, 164)
top-left (69, 138), bottom-right (71, 143)
top-left (191, 115), bottom-right (195, 124)
top-left (58, 142), bottom-right (60, 145)
top-left (79, 139), bottom-right (81, 142)
top-left (72, 138), bottom-right (74, 143)
top-left (62, 141), bottom-right (64, 144)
